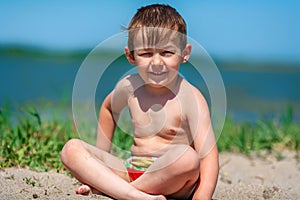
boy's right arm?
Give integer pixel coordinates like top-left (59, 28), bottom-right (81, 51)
top-left (96, 92), bottom-right (116, 151)
top-left (96, 78), bottom-right (130, 151)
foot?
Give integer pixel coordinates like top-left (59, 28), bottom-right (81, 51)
top-left (76, 184), bottom-right (103, 195)
top-left (76, 185), bottom-right (91, 195)
top-left (144, 194), bottom-right (166, 200)
top-left (151, 195), bottom-right (167, 200)
top-left (127, 189), bottom-right (166, 200)
top-left (76, 185), bottom-right (166, 200)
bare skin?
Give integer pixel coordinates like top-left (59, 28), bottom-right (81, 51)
top-left (61, 41), bottom-right (219, 200)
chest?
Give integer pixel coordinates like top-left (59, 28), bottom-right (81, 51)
top-left (128, 96), bottom-right (186, 137)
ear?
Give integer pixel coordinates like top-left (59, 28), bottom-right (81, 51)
top-left (181, 44), bottom-right (192, 63)
top-left (124, 46), bottom-right (136, 65)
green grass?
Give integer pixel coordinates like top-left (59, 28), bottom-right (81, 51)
top-left (1, 104), bottom-right (299, 173)
top-left (111, 126), bottom-right (134, 159)
top-left (218, 107), bottom-right (300, 154)
top-left (0, 105), bottom-right (78, 172)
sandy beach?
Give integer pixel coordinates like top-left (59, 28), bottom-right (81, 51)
top-left (1, 152), bottom-right (299, 200)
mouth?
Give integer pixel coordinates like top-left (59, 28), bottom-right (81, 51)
top-left (148, 71), bottom-right (168, 84)
top-left (148, 65), bottom-right (168, 76)
top-left (149, 71), bottom-right (167, 76)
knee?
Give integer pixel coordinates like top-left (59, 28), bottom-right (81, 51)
top-left (169, 145), bottom-right (200, 175)
top-left (60, 138), bottom-right (84, 166)
top-left (180, 145), bottom-right (200, 173)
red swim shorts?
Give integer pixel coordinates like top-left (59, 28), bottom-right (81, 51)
top-left (127, 168), bottom-right (145, 181)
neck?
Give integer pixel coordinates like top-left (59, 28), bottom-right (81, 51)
top-left (144, 75), bottom-right (180, 96)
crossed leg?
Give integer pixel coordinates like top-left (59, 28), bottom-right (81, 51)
top-left (131, 144), bottom-right (200, 199)
top-left (61, 139), bottom-right (199, 199)
top-left (61, 139), bottom-right (165, 200)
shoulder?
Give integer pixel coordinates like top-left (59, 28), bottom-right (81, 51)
top-left (177, 79), bottom-right (210, 122)
top-left (179, 79), bottom-right (208, 107)
top-left (112, 74), bottom-right (145, 102)
top-left (115, 74), bottom-right (143, 92)
top-left (115, 75), bottom-right (132, 89)
top-left (110, 74), bottom-right (142, 112)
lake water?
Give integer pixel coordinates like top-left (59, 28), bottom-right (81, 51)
top-left (1, 53), bottom-right (300, 122)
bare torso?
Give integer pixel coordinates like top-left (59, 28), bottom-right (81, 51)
top-left (122, 75), bottom-right (194, 157)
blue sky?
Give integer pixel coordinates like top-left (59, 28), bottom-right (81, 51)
top-left (0, 0), bottom-right (299, 62)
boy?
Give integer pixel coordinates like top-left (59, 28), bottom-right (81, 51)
top-left (61, 4), bottom-right (219, 200)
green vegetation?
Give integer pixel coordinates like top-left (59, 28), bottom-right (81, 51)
top-left (218, 107), bottom-right (300, 154)
top-left (111, 126), bottom-right (134, 159)
top-left (0, 45), bottom-right (119, 61)
top-left (0, 105), bottom-right (78, 172)
top-left (1, 104), bottom-right (299, 173)
top-left (0, 45), bottom-right (88, 60)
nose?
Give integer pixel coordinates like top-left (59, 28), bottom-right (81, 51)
top-left (151, 53), bottom-right (163, 66)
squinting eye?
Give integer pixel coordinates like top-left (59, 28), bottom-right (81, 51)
top-left (161, 51), bottom-right (174, 56)
top-left (138, 52), bottom-right (153, 57)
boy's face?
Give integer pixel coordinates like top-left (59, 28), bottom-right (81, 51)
top-left (125, 28), bottom-right (191, 88)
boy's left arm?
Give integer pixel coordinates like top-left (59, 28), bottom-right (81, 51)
top-left (186, 86), bottom-right (219, 200)
top-left (193, 145), bottom-right (219, 200)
